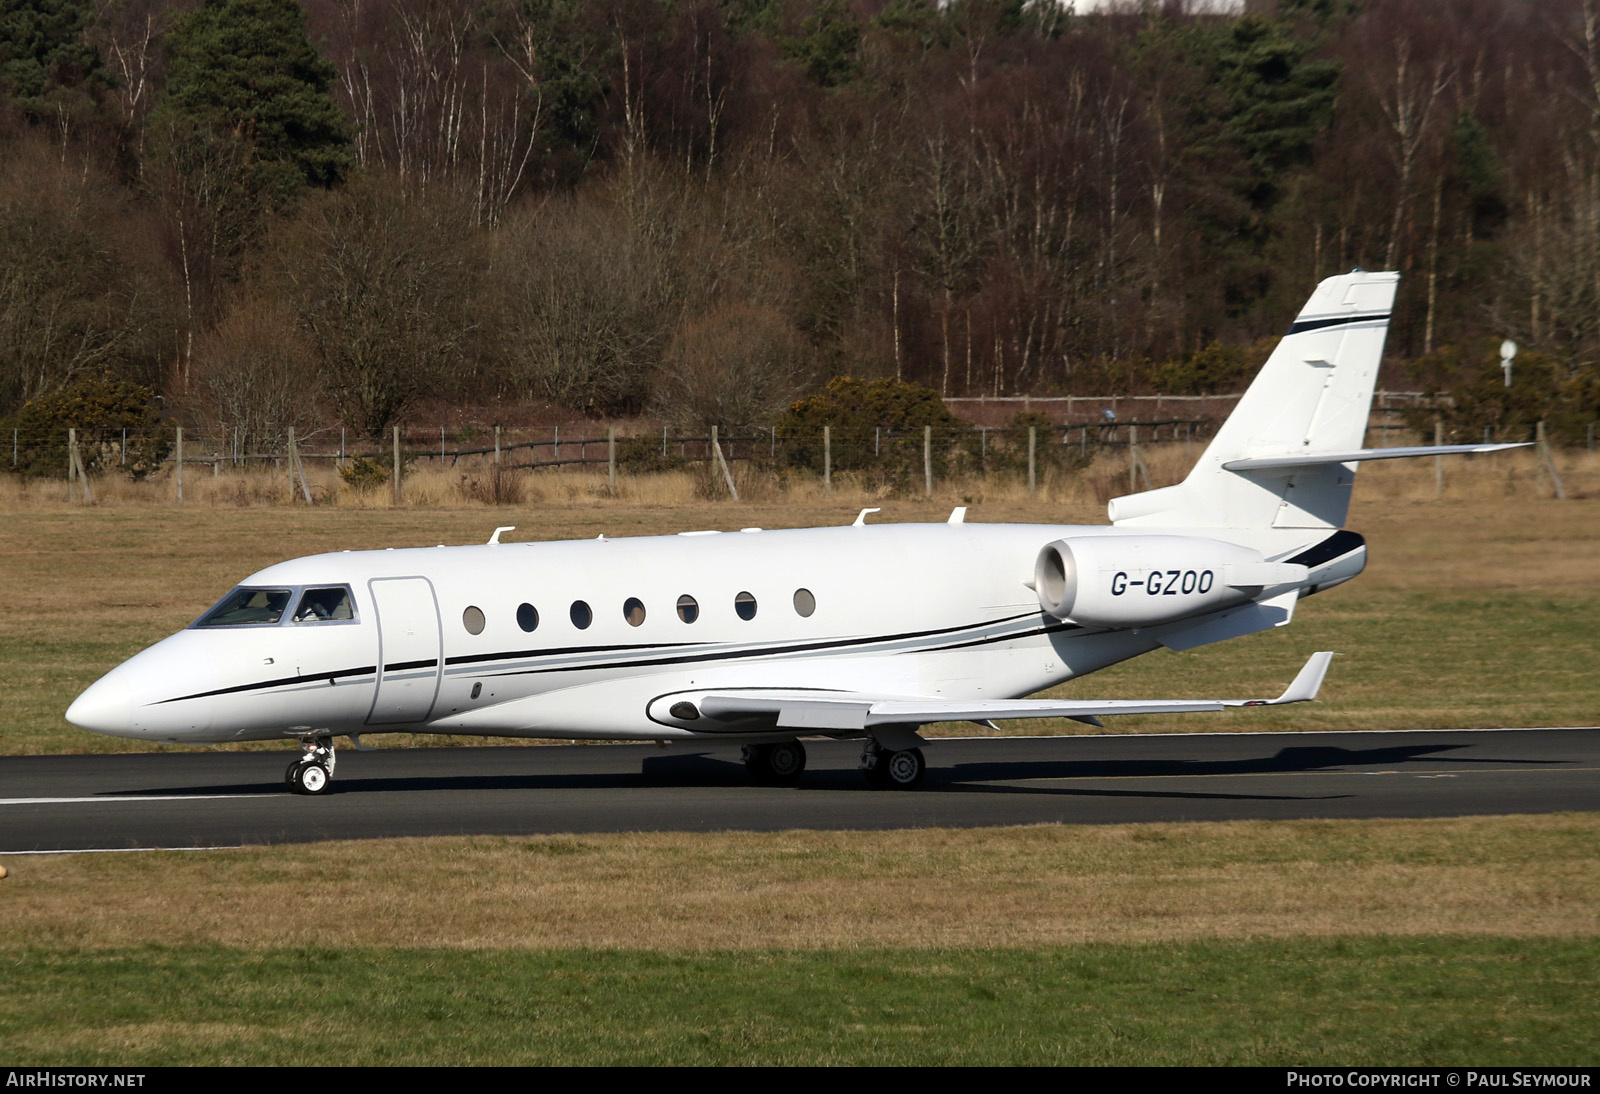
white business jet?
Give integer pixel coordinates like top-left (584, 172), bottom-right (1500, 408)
top-left (67, 271), bottom-right (1521, 793)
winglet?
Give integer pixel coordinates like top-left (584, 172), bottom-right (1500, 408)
top-left (1223, 651), bottom-right (1334, 707)
top-left (1275, 651), bottom-right (1334, 704)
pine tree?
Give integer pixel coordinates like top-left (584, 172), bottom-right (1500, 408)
top-left (157, 0), bottom-right (351, 199)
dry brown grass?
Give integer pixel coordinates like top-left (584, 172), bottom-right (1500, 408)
top-left (6, 441), bottom-right (1595, 511)
top-left (3, 815), bottom-right (1594, 950)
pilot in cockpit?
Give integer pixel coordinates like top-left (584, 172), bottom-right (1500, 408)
top-left (293, 587), bottom-right (354, 623)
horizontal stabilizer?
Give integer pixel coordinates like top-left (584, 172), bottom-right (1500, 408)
top-left (1222, 443), bottom-right (1527, 471)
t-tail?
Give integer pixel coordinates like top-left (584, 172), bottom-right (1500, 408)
top-left (1085, 270), bottom-right (1524, 653)
top-left (1108, 270), bottom-right (1521, 534)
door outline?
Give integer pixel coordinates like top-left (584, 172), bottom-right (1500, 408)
top-left (366, 576), bottom-right (443, 725)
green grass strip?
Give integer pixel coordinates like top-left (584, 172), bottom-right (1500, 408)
top-left (4, 937), bottom-right (1594, 1065)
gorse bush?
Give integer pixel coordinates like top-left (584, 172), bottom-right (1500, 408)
top-left (6, 375), bottom-right (171, 480)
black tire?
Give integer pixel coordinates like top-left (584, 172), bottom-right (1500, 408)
top-left (883, 747), bottom-right (925, 790)
top-left (742, 744), bottom-right (771, 779)
top-left (766, 741), bottom-right (806, 782)
top-left (291, 761), bottom-right (330, 795)
top-left (862, 752), bottom-right (891, 789)
top-left (744, 742), bottom-right (807, 784)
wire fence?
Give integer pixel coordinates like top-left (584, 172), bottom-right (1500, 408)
top-left (9, 417), bottom-right (1212, 479)
top-left (12, 388), bottom-right (1594, 503)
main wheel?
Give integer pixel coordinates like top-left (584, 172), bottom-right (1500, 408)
top-left (743, 742), bottom-right (807, 784)
top-left (766, 741), bottom-right (806, 782)
top-left (883, 747), bottom-right (925, 790)
top-left (861, 748), bottom-right (891, 789)
top-left (742, 744), bottom-right (771, 780)
top-left (291, 761), bottom-right (330, 795)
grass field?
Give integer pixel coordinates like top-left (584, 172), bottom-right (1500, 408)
top-left (3, 818), bottom-right (1598, 1065)
top-left (2, 455), bottom-right (1596, 1065)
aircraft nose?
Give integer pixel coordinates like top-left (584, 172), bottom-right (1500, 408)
top-left (65, 670), bottom-right (136, 737)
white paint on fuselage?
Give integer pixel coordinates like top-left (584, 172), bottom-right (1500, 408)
top-left (75, 521), bottom-right (1240, 745)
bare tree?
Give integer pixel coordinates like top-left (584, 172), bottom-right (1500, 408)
top-left (274, 179), bottom-right (480, 438)
top-left (191, 294), bottom-right (319, 455)
top-left (655, 300), bottom-right (812, 431)
top-left (493, 194), bottom-right (671, 415)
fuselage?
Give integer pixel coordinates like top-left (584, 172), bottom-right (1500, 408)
top-left (68, 519), bottom-right (1341, 746)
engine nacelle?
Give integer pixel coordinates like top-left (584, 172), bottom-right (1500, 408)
top-left (1034, 535), bottom-right (1304, 629)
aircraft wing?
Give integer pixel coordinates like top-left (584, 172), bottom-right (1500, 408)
top-left (690, 652), bottom-right (1333, 732)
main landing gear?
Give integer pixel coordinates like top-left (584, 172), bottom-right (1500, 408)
top-left (286, 734), bottom-right (336, 795)
top-left (742, 741), bottom-right (807, 784)
top-left (860, 740), bottom-right (926, 790)
top-left (741, 738), bottom-right (928, 789)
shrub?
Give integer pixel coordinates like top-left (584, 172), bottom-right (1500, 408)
top-left (337, 455), bottom-right (390, 491)
top-left (775, 376), bottom-right (978, 488)
top-left (5, 375), bottom-right (171, 479)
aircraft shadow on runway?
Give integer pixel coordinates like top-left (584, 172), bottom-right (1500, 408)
top-left (101, 738), bottom-right (1562, 802)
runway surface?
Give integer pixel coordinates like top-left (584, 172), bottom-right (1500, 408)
top-left (2, 728), bottom-right (1595, 852)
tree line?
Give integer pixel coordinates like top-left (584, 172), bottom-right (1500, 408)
top-left (2, 0), bottom-right (1597, 453)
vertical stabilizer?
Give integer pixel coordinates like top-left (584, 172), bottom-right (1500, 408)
top-left (1109, 270), bottom-right (1398, 531)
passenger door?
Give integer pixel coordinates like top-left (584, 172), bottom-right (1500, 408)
top-left (366, 576), bottom-right (443, 725)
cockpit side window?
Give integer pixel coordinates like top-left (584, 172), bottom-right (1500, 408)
top-left (195, 588), bottom-right (293, 627)
top-left (293, 587), bottom-right (356, 623)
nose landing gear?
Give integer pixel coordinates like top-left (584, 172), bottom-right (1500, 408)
top-left (286, 734), bottom-right (336, 795)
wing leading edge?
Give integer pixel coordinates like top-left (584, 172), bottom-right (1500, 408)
top-left (687, 651), bottom-right (1334, 732)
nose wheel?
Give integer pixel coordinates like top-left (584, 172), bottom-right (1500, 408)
top-left (286, 735), bottom-right (336, 795)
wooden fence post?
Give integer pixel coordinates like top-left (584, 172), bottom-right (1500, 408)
top-left (1028, 425), bottom-right (1037, 497)
top-left (70, 428), bottom-right (94, 503)
top-left (1434, 416), bottom-right (1444, 498)
top-left (1128, 424), bottom-right (1150, 491)
top-left (175, 426), bottom-right (183, 503)
top-left (608, 426), bottom-right (617, 494)
top-left (924, 425), bottom-right (932, 497)
top-left (823, 425), bottom-right (831, 494)
top-left (1536, 420), bottom-right (1566, 499)
top-left (1129, 423), bottom-right (1137, 492)
top-left (711, 425), bottom-right (739, 501)
top-left (288, 426), bottom-right (312, 504)
top-left (392, 426), bottom-right (401, 504)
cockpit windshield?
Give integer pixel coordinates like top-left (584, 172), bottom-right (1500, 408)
top-left (195, 588), bottom-right (293, 627)
top-left (293, 587), bottom-right (355, 622)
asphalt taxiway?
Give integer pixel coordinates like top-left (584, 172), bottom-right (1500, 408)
top-left (1, 728), bottom-right (1594, 852)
